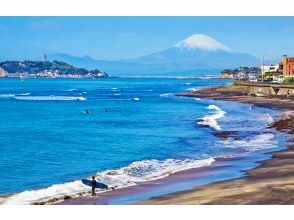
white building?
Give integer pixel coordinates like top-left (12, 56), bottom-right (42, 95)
top-left (260, 63), bottom-right (279, 75)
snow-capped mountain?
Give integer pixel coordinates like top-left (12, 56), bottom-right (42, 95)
top-left (174, 34), bottom-right (232, 52)
top-left (48, 34), bottom-right (259, 76)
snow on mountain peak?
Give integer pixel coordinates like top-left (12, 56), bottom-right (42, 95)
top-left (174, 34), bottom-right (232, 52)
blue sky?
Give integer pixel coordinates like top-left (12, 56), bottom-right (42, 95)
top-left (0, 17), bottom-right (294, 62)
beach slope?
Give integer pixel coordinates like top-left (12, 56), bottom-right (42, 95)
top-left (139, 85), bottom-right (294, 205)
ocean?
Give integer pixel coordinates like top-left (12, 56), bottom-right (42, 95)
top-left (0, 77), bottom-right (287, 204)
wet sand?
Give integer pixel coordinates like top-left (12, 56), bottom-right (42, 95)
top-left (138, 85), bottom-right (294, 205)
top-left (59, 155), bottom-right (254, 205)
top-left (138, 144), bottom-right (294, 204)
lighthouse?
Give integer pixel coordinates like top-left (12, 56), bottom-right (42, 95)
top-left (43, 54), bottom-right (48, 62)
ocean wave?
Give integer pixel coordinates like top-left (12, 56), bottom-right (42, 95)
top-left (220, 133), bottom-right (277, 152)
top-left (198, 105), bottom-right (226, 130)
top-left (159, 93), bottom-right (173, 97)
top-left (185, 87), bottom-right (198, 92)
top-left (19, 93), bottom-right (30, 96)
top-left (66, 89), bottom-right (78, 92)
top-left (0, 93), bottom-right (30, 98)
top-left (198, 76), bottom-right (220, 79)
top-left (263, 113), bottom-right (274, 124)
top-left (0, 94), bottom-right (16, 98)
top-left (13, 96), bottom-right (86, 101)
top-left (0, 157), bottom-right (214, 205)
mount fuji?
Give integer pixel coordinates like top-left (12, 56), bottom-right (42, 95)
top-left (48, 34), bottom-right (260, 76)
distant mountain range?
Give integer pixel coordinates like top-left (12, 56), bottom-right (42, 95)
top-left (48, 34), bottom-right (260, 76)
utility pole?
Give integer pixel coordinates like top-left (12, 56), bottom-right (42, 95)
top-left (261, 55), bottom-right (265, 82)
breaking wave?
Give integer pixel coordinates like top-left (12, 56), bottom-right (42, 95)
top-left (198, 105), bottom-right (226, 130)
top-left (66, 89), bottom-right (78, 92)
top-left (0, 157), bottom-right (214, 205)
top-left (185, 87), bottom-right (198, 92)
top-left (219, 133), bottom-right (277, 153)
top-left (13, 95), bottom-right (86, 101)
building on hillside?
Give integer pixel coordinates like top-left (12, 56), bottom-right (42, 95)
top-left (0, 67), bottom-right (7, 77)
top-left (280, 55), bottom-right (294, 77)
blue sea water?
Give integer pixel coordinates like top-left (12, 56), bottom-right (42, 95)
top-left (0, 77), bottom-right (286, 204)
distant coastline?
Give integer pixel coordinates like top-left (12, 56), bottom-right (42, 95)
top-left (0, 60), bottom-right (109, 79)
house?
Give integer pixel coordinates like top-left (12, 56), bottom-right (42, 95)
top-left (280, 55), bottom-right (294, 77)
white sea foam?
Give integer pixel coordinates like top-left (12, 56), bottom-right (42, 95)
top-left (185, 87), bottom-right (198, 92)
top-left (67, 89), bottom-right (78, 92)
top-left (1, 157), bottom-right (214, 205)
top-left (198, 105), bottom-right (226, 130)
top-left (160, 93), bottom-right (173, 97)
top-left (263, 113), bottom-right (274, 124)
top-left (0, 93), bottom-right (30, 98)
top-left (19, 93), bottom-right (30, 96)
top-left (198, 76), bottom-right (220, 79)
top-left (13, 96), bottom-right (86, 101)
top-left (131, 97), bottom-right (140, 101)
top-left (0, 94), bottom-right (16, 98)
top-left (113, 93), bottom-right (121, 96)
top-left (220, 133), bottom-right (277, 152)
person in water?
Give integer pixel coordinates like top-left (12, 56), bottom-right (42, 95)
top-left (91, 176), bottom-right (97, 196)
top-left (85, 109), bottom-right (90, 114)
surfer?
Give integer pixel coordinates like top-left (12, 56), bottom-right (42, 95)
top-left (91, 176), bottom-right (97, 196)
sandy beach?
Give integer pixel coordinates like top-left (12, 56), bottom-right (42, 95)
top-left (138, 85), bottom-right (294, 205)
top-left (139, 143), bottom-right (294, 204)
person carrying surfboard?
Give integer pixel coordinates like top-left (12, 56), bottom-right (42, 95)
top-left (91, 176), bottom-right (97, 196)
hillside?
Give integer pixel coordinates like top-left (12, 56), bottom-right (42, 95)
top-left (0, 60), bottom-right (108, 78)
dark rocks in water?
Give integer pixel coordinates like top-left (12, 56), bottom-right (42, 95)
top-left (213, 131), bottom-right (232, 139)
top-left (268, 115), bottom-right (294, 134)
top-left (213, 131), bottom-right (242, 140)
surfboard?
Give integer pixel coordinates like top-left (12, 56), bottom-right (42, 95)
top-left (82, 179), bottom-right (108, 189)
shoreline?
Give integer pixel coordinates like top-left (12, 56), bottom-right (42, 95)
top-left (58, 85), bottom-right (294, 205)
top-left (138, 143), bottom-right (294, 204)
top-left (2, 83), bottom-right (292, 205)
top-left (59, 151), bottom-right (275, 205)
top-left (138, 85), bottom-right (294, 204)
top-left (176, 85), bottom-right (294, 111)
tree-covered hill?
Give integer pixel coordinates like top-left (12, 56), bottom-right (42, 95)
top-left (0, 60), bottom-right (108, 77)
